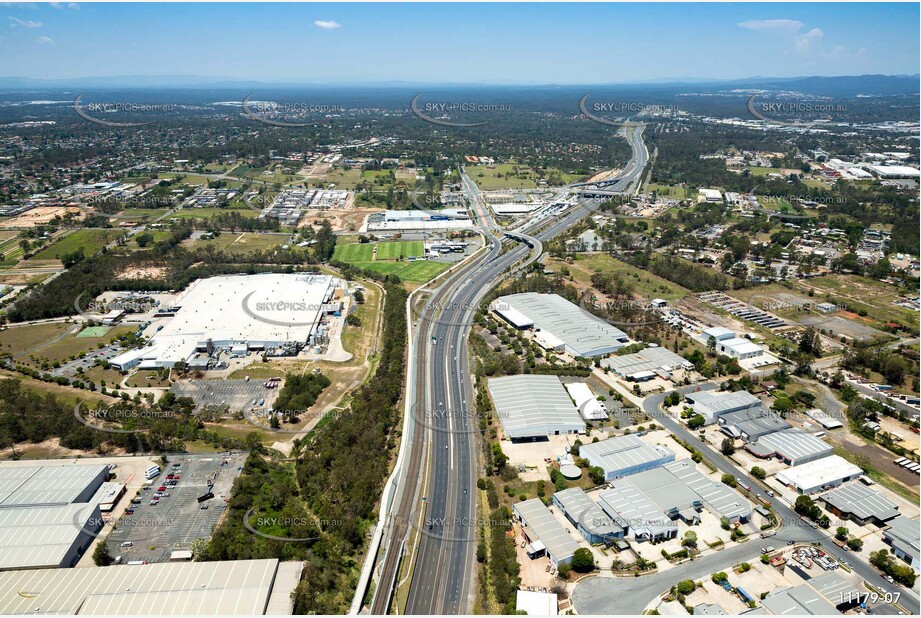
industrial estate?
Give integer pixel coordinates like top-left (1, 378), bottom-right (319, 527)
top-left (0, 3), bottom-right (918, 617)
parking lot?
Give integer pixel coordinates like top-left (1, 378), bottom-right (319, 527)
top-left (52, 342), bottom-right (128, 378)
top-left (105, 452), bottom-right (246, 564)
top-left (170, 379), bottom-right (280, 413)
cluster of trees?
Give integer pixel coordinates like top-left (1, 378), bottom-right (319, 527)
top-left (842, 345), bottom-right (917, 389)
top-left (272, 373), bottom-right (331, 420)
top-left (628, 253), bottom-right (732, 293)
top-left (870, 549), bottom-right (917, 587)
top-left (794, 495), bottom-right (830, 528)
top-left (288, 282), bottom-right (407, 612)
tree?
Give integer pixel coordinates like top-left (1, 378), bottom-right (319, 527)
top-left (720, 438), bottom-right (736, 456)
top-left (721, 474), bottom-right (737, 488)
top-left (571, 548), bottom-right (595, 573)
top-left (682, 530), bottom-right (698, 549)
top-left (687, 414), bottom-right (706, 429)
top-left (835, 527), bottom-right (849, 541)
top-left (750, 466), bottom-right (766, 480)
top-left (676, 580), bottom-right (696, 595)
top-left (588, 466), bottom-right (605, 485)
top-left (846, 537), bottom-right (863, 552)
top-left (93, 540), bottom-right (113, 566)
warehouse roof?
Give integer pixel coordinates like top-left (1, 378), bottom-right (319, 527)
top-left (753, 429), bottom-right (833, 463)
top-left (563, 382), bottom-right (608, 421)
top-left (0, 503), bottom-right (99, 570)
top-left (718, 338), bottom-right (763, 356)
top-left (602, 346), bottom-right (692, 376)
top-left (579, 435), bottom-right (674, 476)
top-left (599, 481), bottom-right (678, 538)
top-left (664, 459), bottom-right (753, 520)
top-left (494, 293), bottom-right (628, 357)
top-left (720, 408), bottom-right (790, 439)
top-left (702, 326), bottom-right (734, 340)
top-left (884, 516), bottom-right (920, 557)
top-left (820, 482), bottom-right (900, 522)
top-left (775, 455), bottom-right (861, 491)
top-left (0, 559), bottom-right (283, 615)
top-left (553, 487), bottom-right (623, 538)
top-left (514, 499), bottom-right (580, 563)
top-left (762, 585), bottom-right (837, 615)
top-left (810, 572), bottom-right (860, 604)
top-left (687, 390), bottom-right (761, 421)
top-left (0, 464), bottom-right (108, 507)
top-left (487, 375), bottom-right (585, 439)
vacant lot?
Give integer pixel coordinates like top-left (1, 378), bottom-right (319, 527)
top-left (30, 229), bottom-right (114, 260)
top-left (191, 232), bottom-right (286, 255)
top-left (469, 163), bottom-right (538, 190)
top-left (555, 254), bottom-right (691, 301)
top-left (23, 325), bottom-right (135, 364)
top-left (0, 322), bottom-right (72, 357)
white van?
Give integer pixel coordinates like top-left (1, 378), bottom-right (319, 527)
top-left (144, 465), bottom-right (161, 480)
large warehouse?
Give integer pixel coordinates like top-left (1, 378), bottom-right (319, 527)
top-left (748, 428), bottom-right (833, 466)
top-left (552, 487), bottom-right (623, 545)
top-left (491, 293), bottom-right (629, 357)
top-left (685, 390), bottom-right (762, 425)
top-left (0, 503), bottom-right (102, 571)
top-left (598, 482), bottom-right (679, 542)
top-left (0, 558), bottom-right (301, 615)
top-left (819, 482), bottom-right (900, 525)
top-left (111, 273), bottom-right (337, 369)
top-left (563, 382), bottom-right (608, 421)
top-left (883, 516), bottom-right (920, 568)
top-left (579, 434), bottom-right (675, 482)
top-left (487, 374), bottom-right (585, 440)
top-left (0, 463), bottom-right (110, 571)
top-left (718, 407), bottom-right (790, 441)
top-left (775, 455), bottom-right (863, 494)
top-left (514, 499), bottom-right (580, 566)
top-left (602, 346), bottom-right (693, 380)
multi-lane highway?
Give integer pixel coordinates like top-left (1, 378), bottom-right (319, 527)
top-left (368, 123), bottom-right (647, 615)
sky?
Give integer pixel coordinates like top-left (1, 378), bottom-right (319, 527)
top-left (0, 2), bottom-right (918, 84)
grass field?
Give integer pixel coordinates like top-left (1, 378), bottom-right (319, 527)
top-left (468, 163), bottom-right (538, 190)
top-left (306, 168), bottom-right (363, 189)
top-left (646, 183), bottom-right (689, 200)
top-left (558, 254), bottom-right (691, 301)
top-left (0, 322), bottom-right (71, 357)
top-left (26, 325), bottom-right (135, 363)
top-left (355, 260), bottom-right (449, 283)
top-left (171, 207), bottom-right (258, 220)
top-left (333, 242), bottom-right (375, 262)
top-left (333, 240), bottom-right (423, 263)
top-left (192, 232), bottom-right (286, 254)
top-left (30, 230), bottom-right (113, 260)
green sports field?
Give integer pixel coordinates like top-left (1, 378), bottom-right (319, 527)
top-left (77, 326), bottom-right (113, 338)
top-left (376, 240), bottom-right (423, 260)
top-left (333, 242), bottom-right (375, 262)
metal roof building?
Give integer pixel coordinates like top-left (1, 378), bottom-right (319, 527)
top-left (513, 499), bottom-right (580, 566)
top-left (663, 459), bottom-right (753, 522)
top-left (0, 503), bottom-right (102, 571)
top-left (563, 382), bottom-right (608, 421)
top-left (751, 428), bottom-right (833, 466)
top-left (685, 390), bottom-right (762, 425)
top-left (718, 408), bottom-right (790, 441)
top-left (0, 464), bottom-right (108, 507)
top-left (775, 455), bottom-right (862, 494)
top-left (883, 516), bottom-right (920, 568)
top-left (0, 558), bottom-right (291, 615)
top-left (597, 481), bottom-right (679, 542)
top-left (492, 293), bottom-right (628, 357)
top-left (579, 434), bottom-right (675, 482)
top-left (552, 487), bottom-right (623, 544)
top-left (819, 482), bottom-right (900, 525)
top-left (487, 375), bottom-right (585, 440)
top-left (602, 346), bottom-right (693, 378)
top-left (761, 585), bottom-right (838, 616)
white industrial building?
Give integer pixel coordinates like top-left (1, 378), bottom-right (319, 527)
top-left (602, 346), bottom-right (693, 380)
top-left (715, 337), bottom-right (763, 360)
top-left (0, 558), bottom-right (301, 615)
top-left (775, 455), bottom-right (862, 494)
top-left (685, 390), bottom-right (762, 425)
top-left (563, 382), bottom-right (608, 421)
top-left (491, 293), bottom-right (629, 357)
top-left (487, 375), bottom-right (585, 440)
top-left (698, 188), bottom-right (723, 203)
top-left (366, 208), bottom-right (472, 231)
top-left (748, 428), bottom-right (833, 466)
top-left (0, 463), bottom-right (110, 571)
top-left (883, 516), bottom-right (920, 569)
top-left (110, 274), bottom-right (336, 369)
top-left (513, 499), bottom-right (580, 566)
top-left (701, 326), bottom-right (735, 342)
top-left (579, 434), bottom-right (675, 482)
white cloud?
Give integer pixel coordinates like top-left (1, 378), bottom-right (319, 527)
top-left (34, 34), bottom-right (53, 44)
top-left (9, 16), bottom-right (42, 27)
top-left (737, 19), bottom-right (804, 33)
top-left (49, 2), bottom-right (79, 8)
top-left (795, 27), bottom-right (824, 55)
top-left (314, 20), bottom-right (341, 30)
